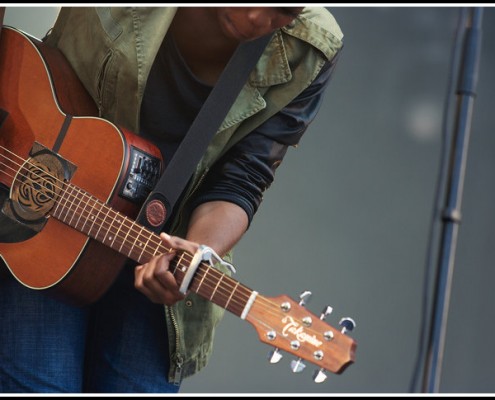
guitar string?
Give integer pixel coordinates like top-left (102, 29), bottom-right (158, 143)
top-left (0, 149), bottom-right (345, 348)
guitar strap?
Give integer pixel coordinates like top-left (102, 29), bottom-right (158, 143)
top-left (137, 33), bottom-right (273, 233)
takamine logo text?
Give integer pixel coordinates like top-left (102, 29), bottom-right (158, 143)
top-left (281, 316), bottom-right (323, 347)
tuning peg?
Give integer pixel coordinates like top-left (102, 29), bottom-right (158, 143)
top-left (290, 358), bottom-right (306, 373)
top-left (268, 348), bottom-right (283, 364)
top-left (298, 290), bottom-right (312, 307)
top-left (320, 305), bottom-right (333, 320)
top-left (312, 368), bottom-right (328, 383)
top-left (339, 317), bottom-right (356, 334)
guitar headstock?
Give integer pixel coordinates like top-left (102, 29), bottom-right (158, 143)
top-left (244, 291), bottom-right (357, 383)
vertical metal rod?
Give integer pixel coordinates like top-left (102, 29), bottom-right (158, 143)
top-left (421, 7), bottom-right (483, 393)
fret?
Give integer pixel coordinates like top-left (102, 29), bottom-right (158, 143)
top-left (87, 197), bottom-right (104, 238)
top-left (175, 252), bottom-right (188, 275)
top-left (195, 264), bottom-right (208, 292)
top-left (73, 186), bottom-right (91, 232)
top-left (93, 204), bottom-right (111, 243)
top-left (170, 256), bottom-right (179, 275)
top-left (118, 216), bottom-right (133, 254)
top-left (57, 185), bottom-right (73, 223)
top-left (108, 211), bottom-right (125, 248)
top-left (100, 206), bottom-right (118, 245)
top-left (66, 185), bottom-right (83, 227)
top-left (171, 252), bottom-right (187, 284)
top-left (138, 228), bottom-right (153, 263)
top-left (63, 185), bottom-right (77, 226)
top-left (224, 278), bottom-right (249, 317)
top-left (129, 224), bottom-right (144, 261)
top-left (151, 239), bottom-right (164, 258)
top-left (224, 281), bottom-right (239, 311)
top-left (63, 186), bottom-right (79, 224)
top-left (209, 274), bottom-right (224, 301)
top-left (51, 183), bottom-right (70, 221)
top-left (173, 252), bottom-right (188, 287)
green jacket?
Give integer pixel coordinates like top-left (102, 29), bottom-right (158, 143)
top-left (44, 6), bottom-right (343, 383)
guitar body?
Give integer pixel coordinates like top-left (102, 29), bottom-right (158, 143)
top-left (0, 27), bottom-right (162, 305)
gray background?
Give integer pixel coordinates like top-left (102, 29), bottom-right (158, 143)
top-left (4, 5), bottom-right (495, 394)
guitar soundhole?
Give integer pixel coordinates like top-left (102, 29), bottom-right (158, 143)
top-left (11, 154), bottom-right (65, 220)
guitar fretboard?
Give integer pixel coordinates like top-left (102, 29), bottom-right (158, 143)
top-left (49, 180), bottom-right (253, 317)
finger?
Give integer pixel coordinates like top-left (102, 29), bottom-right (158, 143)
top-left (160, 232), bottom-right (199, 254)
top-left (135, 262), bottom-right (162, 303)
top-left (153, 252), bottom-right (182, 292)
top-left (135, 252), bottom-right (183, 304)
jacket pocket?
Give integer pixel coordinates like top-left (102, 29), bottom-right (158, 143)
top-left (95, 49), bottom-right (114, 117)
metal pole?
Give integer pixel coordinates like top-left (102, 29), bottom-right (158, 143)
top-left (421, 7), bottom-right (483, 393)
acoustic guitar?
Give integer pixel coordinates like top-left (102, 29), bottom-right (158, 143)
top-left (0, 26), bottom-right (356, 382)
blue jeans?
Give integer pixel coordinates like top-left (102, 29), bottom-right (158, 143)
top-left (0, 265), bottom-right (180, 393)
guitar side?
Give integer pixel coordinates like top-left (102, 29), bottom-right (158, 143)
top-left (0, 26), bottom-right (162, 305)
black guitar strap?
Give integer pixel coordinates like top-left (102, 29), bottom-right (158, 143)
top-left (137, 33), bottom-right (273, 233)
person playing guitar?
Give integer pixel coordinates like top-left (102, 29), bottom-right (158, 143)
top-left (0, 6), bottom-right (350, 393)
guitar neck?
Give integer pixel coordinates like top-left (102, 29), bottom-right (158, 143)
top-left (50, 181), bottom-right (252, 317)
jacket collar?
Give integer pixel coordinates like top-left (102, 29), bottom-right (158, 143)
top-left (219, 30), bottom-right (292, 132)
top-left (249, 31), bottom-right (292, 87)
top-left (282, 11), bottom-right (344, 61)
top-left (229, 9), bottom-right (343, 130)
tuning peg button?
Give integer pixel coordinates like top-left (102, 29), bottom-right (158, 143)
top-left (313, 368), bottom-right (328, 383)
top-left (268, 348), bottom-right (283, 364)
top-left (320, 305), bottom-right (333, 320)
top-left (290, 358), bottom-right (306, 373)
top-left (339, 317), bottom-right (356, 334)
top-left (298, 290), bottom-right (312, 307)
